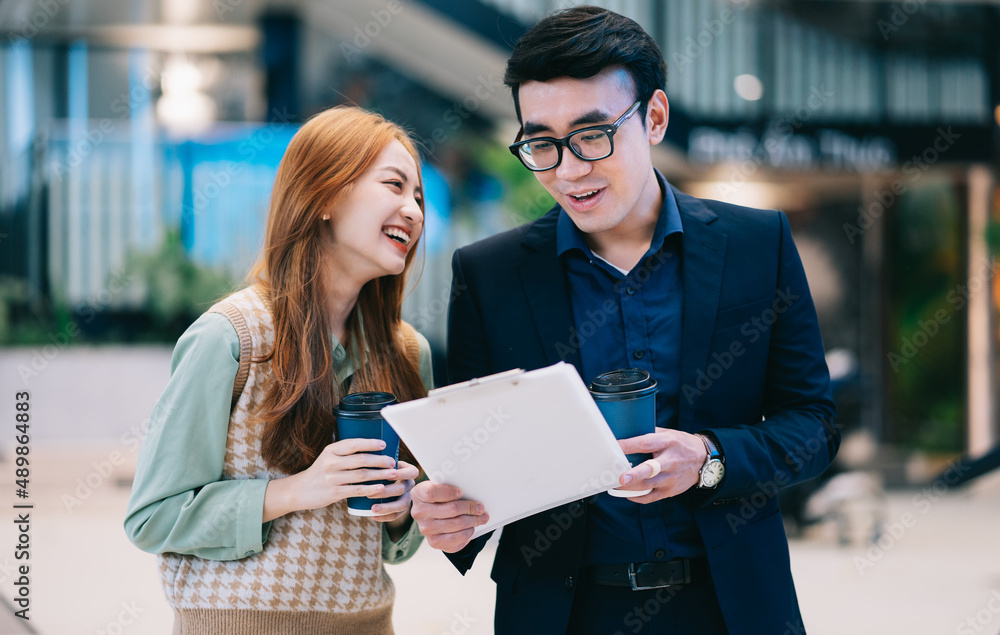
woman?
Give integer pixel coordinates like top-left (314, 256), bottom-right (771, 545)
top-left (125, 106), bottom-right (431, 634)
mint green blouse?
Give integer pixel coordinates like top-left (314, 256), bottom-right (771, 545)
top-left (124, 311), bottom-right (431, 564)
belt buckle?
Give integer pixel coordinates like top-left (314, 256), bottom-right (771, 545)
top-left (627, 563), bottom-right (670, 591)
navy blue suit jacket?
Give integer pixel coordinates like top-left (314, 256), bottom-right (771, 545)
top-left (445, 185), bottom-right (838, 635)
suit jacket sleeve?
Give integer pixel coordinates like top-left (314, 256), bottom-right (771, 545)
top-left (701, 211), bottom-right (839, 504)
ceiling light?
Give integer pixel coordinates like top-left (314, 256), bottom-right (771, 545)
top-left (734, 74), bottom-right (763, 101)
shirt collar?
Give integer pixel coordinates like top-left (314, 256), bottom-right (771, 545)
top-left (332, 303), bottom-right (365, 383)
top-left (556, 169), bottom-right (683, 260)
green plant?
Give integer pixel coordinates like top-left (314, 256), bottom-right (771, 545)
top-left (0, 277), bottom-right (27, 343)
top-left (986, 219), bottom-right (1000, 255)
top-left (126, 229), bottom-right (239, 333)
top-left (886, 181), bottom-right (965, 453)
top-left (476, 140), bottom-right (554, 223)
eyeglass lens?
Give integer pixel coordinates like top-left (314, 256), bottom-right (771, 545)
top-left (519, 129), bottom-right (613, 170)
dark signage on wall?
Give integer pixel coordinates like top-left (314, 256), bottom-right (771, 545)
top-left (668, 113), bottom-right (993, 171)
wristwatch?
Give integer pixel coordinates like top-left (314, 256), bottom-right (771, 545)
top-left (695, 433), bottom-right (725, 489)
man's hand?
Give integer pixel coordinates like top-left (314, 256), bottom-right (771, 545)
top-left (616, 428), bottom-right (708, 503)
top-left (411, 482), bottom-right (489, 553)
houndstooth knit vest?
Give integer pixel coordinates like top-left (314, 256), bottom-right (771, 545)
top-left (158, 284), bottom-right (396, 635)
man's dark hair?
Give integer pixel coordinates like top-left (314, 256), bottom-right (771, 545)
top-left (504, 5), bottom-right (667, 125)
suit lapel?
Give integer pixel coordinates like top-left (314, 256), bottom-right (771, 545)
top-left (512, 191), bottom-right (728, 400)
top-left (673, 187), bottom-right (727, 428)
top-left (516, 210), bottom-right (581, 373)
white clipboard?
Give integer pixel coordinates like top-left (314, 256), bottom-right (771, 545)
top-left (381, 362), bottom-right (630, 538)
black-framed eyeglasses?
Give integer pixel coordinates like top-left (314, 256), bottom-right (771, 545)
top-left (508, 101), bottom-right (642, 172)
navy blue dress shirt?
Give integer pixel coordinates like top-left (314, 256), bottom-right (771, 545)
top-left (557, 170), bottom-right (706, 565)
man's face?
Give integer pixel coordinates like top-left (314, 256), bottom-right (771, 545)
top-left (517, 67), bottom-right (663, 236)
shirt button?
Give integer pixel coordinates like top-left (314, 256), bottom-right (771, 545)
top-left (625, 287), bottom-right (636, 295)
top-left (565, 576), bottom-right (575, 590)
top-left (244, 550), bottom-right (255, 557)
top-left (655, 549), bottom-right (666, 559)
top-left (633, 350), bottom-right (645, 360)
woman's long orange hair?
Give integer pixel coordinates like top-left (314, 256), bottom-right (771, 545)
top-left (247, 106), bottom-right (427, 474)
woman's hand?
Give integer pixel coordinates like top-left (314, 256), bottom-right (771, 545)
top-left (262, 438), bottom-right (404, 522)
top-left (369, 460), bottom-right (419, 538)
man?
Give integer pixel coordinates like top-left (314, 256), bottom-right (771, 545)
top-left (411, 6), bottom-right (838, 635)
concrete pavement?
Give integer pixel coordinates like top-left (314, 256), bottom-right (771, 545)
top-left (3, 446), bottom-right (998, 635)
top-left (0, 346), bottom-right (997, 634)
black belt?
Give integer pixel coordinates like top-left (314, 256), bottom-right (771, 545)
top-left (584, 558), bottom-right (708, 591)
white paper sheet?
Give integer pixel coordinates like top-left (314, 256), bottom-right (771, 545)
top-left (381, 362), bottom-right (631, 538)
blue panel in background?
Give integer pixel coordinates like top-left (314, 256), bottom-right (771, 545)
top-left (5, 39), bottom-right (35, 156)
top-left (418, 162), bottom-right (451, 255)
top-left (178, 124), bottom-right (298, 274)
top-left (129, 48), bottom-right (157, 250)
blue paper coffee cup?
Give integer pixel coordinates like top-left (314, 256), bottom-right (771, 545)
top-left (334, 391), bottom-right (400, 516)
top-left (589, 369), bottom-right (657, 497)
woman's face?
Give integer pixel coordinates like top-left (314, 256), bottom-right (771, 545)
top-left (325, 139), bottom-right (424, 282)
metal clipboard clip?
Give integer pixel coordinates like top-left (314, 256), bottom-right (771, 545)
top-left (427, 368), bottom-right (526, 402)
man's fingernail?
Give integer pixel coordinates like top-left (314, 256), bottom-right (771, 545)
top-left (622, 475), bottom-right (633, 485)
top-left (372, 505), bottom-right (381, 512)
top-left (476, 505), bottom-right (485, 514)
top-left (480, 515), bottom-right (490, 524)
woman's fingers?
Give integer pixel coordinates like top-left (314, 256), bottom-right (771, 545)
top-left (374, 476), bottom-right (416, 498)
top-left (371, 492), bottom-right (410, 516)
top-left (298, 442), bottom-right (417, 511)
top-left (331, 467), bottom-right (397, 485)
top-left (327, 438), bottom-right (387, 456)
top-left (374, 481), bottom-right (406, 499)
top-left (348, 483), bottom-right (385, 498)
top-left (394, 461), bottom-right (420, 481)
top-left (335, 452), bottom-right (398, 471)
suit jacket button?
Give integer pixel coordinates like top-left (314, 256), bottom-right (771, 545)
top-left (565, 576), bottom-right (575, 590)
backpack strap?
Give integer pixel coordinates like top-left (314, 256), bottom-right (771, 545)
top-left (398, 320), bottom-right (421, 369)
top-left (204, 307), bottom-right (420, 414)
top-left (207, 301), bottom-right (253, 412)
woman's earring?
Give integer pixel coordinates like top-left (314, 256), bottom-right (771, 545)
top-left (321, 214), bottom-right (330, 221)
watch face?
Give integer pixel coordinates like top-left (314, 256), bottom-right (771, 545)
top-left (701, 460), bottom-right (725, 487)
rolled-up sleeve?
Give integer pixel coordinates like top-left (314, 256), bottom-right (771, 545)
top-left (124, 312), bottom-right (273, 560)
top-left (382, 518), bottom-right (424, 565)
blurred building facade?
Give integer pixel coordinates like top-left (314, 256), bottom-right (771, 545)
top-left (1, 0), bottom-right (998, 463)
